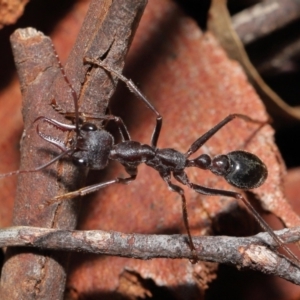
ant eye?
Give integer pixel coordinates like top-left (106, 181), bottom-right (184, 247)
top-left (73, 157), bottom-right (88, 167)
top-left (81, 123), bottom-right (97, 131)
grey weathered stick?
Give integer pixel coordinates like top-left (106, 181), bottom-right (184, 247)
top-left (232, 0), bottom-right (300, 77)
top-left (232, 0), bottom-right (300, 45)
top-left (0, 0), bottom-right (147, 299)
top-left (1, 226), bottom-right (300, 285)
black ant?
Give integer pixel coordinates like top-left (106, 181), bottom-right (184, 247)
top-left (1, 47), bottom-right (299, 266)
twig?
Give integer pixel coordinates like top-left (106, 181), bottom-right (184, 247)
top-left (1, 226), bottom-right (300, 284)
top-left (232, 0), bottom-right (300, 45)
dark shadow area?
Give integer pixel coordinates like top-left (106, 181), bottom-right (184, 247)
top-left (211, 196), bottom-right (260, 238)
top-left (275, 126), bottom-right (300, 168)
top-left (0, 248), bottom-right (4, 276)
top-left (247, 20), bottom-right (300, 95)
top-left (227, 0), bottom-right (261, 15)
top-left (265, 72), bottom-right (300, 107)
top-left (66, 285), bottom-right (194, 300)
top-left (66, 257), bottom-right (202, 299)
top-left (205, 263), bottom-right (283, 300)
top-left (0, 0), bottom-right (76, 90)
top-left (174, 0), bottom-right (210, 29)
top-left (174, 0), bottom-right (260, 29)
top-left (246, 19), bottom-right (300, 80)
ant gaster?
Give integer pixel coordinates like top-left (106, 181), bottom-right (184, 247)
top-left (1, 46), bottom-right (299, 266)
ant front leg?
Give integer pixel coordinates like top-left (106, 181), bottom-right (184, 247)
top-left (185, 114), bottom-right (267, 157)
top-left (84, 57), bottom-right (163, 147)
top-left (47, 168), bottom-right (137, 204)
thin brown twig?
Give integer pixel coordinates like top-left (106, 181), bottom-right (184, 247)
top-left (1, 226), bottom-right (300, 284)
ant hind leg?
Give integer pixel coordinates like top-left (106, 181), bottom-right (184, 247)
top-left (185, 114), bottom-right (268, 158)
top-left (185, 179), bottom-right (300, 268)
top-left (160, 172), bottom-right (197, 262)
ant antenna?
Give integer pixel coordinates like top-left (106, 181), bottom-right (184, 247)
top-left (0, 150), bottom-right (73, 179)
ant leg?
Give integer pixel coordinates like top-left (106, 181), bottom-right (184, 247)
top-left (159, 172), bottom-right (196, 257)
top-left (84, 57), bottom-right (162, 148)
top-left (51, 44), bottom-right (80, 134)
top-left (47, 167), bottom-right (137, 204)
top-left (174, 171), bottom-right (300, 268)
top-left (185, 114), bottom-right (267, 158)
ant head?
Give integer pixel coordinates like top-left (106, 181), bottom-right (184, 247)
top-left (210, 150), bottom-right (268, 190)
top-left (72, 122), bottom-right (114, 170)
top-left (34, 118), bottom-right (114, 171)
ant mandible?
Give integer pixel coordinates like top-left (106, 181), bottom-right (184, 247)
top-left (1, 46), bottom-right (299, 266)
